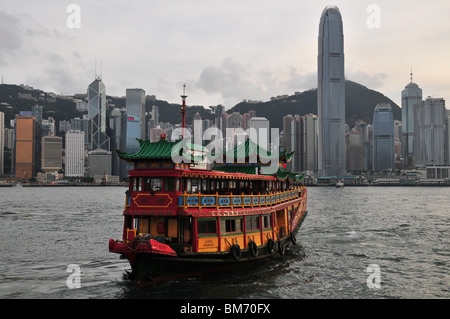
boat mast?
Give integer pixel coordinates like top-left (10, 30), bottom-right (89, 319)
top-left (181, 84), bottom-right (187, 139)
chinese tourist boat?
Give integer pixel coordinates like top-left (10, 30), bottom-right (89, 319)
top-left (109, 88), bottom-right (307, 282)
top-left (108, 135), bottom-right (308, 282)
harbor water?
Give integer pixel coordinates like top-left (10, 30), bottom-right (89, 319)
top-left (0, 186), bottom-right (448, 299)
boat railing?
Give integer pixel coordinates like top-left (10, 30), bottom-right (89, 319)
top-left (179, 186), bottom-right (305, 210)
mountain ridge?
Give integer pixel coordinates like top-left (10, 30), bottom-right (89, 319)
top-left (0, 80), bottom-right (401, 131)
top-left (227, 80), bottom-right (401, 129)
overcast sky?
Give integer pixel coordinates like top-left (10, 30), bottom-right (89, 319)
top-left (1, 0), bottom-right (450, 109)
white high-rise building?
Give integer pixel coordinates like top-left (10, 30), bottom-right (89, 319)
top-left (414, 97), bottom-right (446, 166)
top-left (65, 130), bottom-right (85, 177)
top-left (446, 110), bottom-right (450, 165)
top-left (0, 112), bottom-right (4, 174)
top-left (318, 6), bottom-right (346, 177)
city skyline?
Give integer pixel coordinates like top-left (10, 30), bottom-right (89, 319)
top-left (1, 1), bottom-right (450, 109)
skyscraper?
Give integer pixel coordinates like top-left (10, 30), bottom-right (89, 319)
top-left (372, 103), bottom-right (395, 171)
top-left (283, 115), bottom-right (301, 172)
top-left (301, 114), bottom-right (318, 172)
top-left (249, 117), bottom-right (271, 148)
top-left (401, 72), bottom-right (422, 166)
top-left (0, 112), bottom-right (4, 175)
top-left (414, 97), bottom-right (446, 166)
top-left (88, 77), bottom-right (110, 151)
top-left (151, 105), bottom-right (159, 126)
top-left (318, 5), bottom-right (346, 177)
top-left (125, 115), bottom-right (141, 153)
top-left (41, 135), bottom-right (62, 173)
top-left (65, 130), bottom-right (85, 177)
top-left (126, 88), bottom-right (146, 140)
top-left (15, 115), bottom-right (36, 180)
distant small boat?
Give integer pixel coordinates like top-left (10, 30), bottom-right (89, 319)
top-left (336, 180), bottom-right (344, 188)
top-left (13, 183), bottom-right (23, 188)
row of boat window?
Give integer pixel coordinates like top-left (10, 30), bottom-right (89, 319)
top-left (197, 215), bottom-right (271, 235)
top-left (131, 177), bottom-right (294, 194)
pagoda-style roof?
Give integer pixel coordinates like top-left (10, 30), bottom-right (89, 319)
top-left (117, 138), bottom-right (177, 160)
top-left (118, 137), bottom-right (293, 162)
top-left (117, 136), bottom-right (303, 182)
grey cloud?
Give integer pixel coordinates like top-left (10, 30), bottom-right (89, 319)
top-left (196, 58), bottom-right (247, 94)
top-left (46, 53), bottom-right (66, 64)
top-left (0, 10), bottom-right (57, 66)
top-left (195, 58), bottom-right (321, 107)
top-left (347, 70), bottom-right (388, 89)
top-left (0, 11), bottom-right (25, 64)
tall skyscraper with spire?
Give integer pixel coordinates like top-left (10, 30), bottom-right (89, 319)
top-left (318, 5), bottom-right (346, 177)
top-left (88, 76), bottom-right (110, 151)
top-left (401, 70), bottom-right (422, 167)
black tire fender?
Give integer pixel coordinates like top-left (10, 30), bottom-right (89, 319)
top-left (230, 244), bottom-right (241, 261)
top-left (248, 241), bottom-right (258, 258)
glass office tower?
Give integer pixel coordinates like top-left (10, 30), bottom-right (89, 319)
top-left (401, 76), bottom-right (422, 166)
top-left (373, 103), bottom-right (394, 171)
top-left (88, 77), bottom-right (110, 151)
top-left (318, 6), bottom-right (346, 177)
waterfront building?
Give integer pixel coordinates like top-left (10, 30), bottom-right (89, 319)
top-left (283, 115), bottom-right (301, 172)
top-left (414, 97), bottom-right (446, 166)
top-left (41, 135), bottom-right (62, 173)
top-left (283, 114), bottom-right (318, 173)
top-left (0, 111), bottom-right (4, 174)
top-left (446, 110), bottom-right (450, 165)
top-left (15, 115), bottom-right (36, 180)
top-left (318, 5), bottom-right (346, 177)
top-left (88, 77), bottom-right (110, 151)
top-left (87, 149), bottom-right (112, 178)
top-left (301, 114), bottom-right (318, 173)
top-left (401, 73), bottom-right (422, 166)
top-left (346, 131), bottom-right (365, 174)
top-left (373, 103), bottom-right (395, 171)
top-left (110, 108), bottom-right (128, 179)
top-left (65, 130), bottom-right (85, 177)
top-left (126, 88), bottom-right (146, 140)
